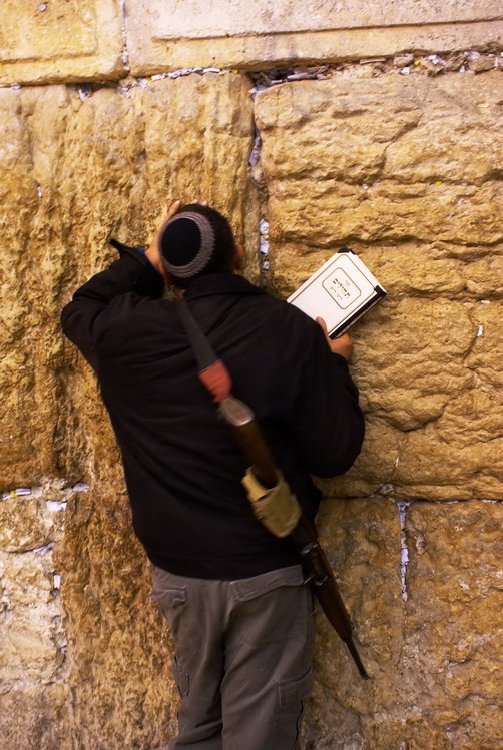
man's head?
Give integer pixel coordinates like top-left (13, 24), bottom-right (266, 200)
top-left (158, 204), bottom-right (241, 289)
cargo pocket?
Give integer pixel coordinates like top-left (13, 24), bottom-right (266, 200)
top-left (274, 666), bottom-right (314, 748)
top-left (230, 566), bottom-right (308, 646)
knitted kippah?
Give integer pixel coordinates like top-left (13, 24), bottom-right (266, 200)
top-left (160, 211), bottom-right (215, 278)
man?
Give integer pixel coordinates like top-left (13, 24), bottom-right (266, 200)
top-left (61, 200), bottom-right (364, 750)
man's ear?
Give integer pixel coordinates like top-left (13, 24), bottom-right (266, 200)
top-left (233, 243), bottom-right (245, 271)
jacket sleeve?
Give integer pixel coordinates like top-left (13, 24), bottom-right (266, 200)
top-left (291, 319), bottom-right (365, 478)
top-left (60, 246), bottom-right (164, 369)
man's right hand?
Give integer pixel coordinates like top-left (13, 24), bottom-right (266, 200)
top-left (145, 200), bottom-right (181, 274)
top-left (316, 317), bottom-right (354, 360)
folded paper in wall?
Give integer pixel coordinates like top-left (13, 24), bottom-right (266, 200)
top-left (288, 248), bottom-right (387, 337)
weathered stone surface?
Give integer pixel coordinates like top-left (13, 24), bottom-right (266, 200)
top-left (152, 1), bottom-right (503, 38)
top-left (0, 482), bottom-right (73, 749)
top-left (0, 74), bottom-right (256, 487)
top-left (354, 243), bottom-right (503, 298)
top-left (0, 494), bottom-right (52, 552)
top-left (53, 479), bottom-right (177, 750)
top-left (0, 552), bottom-right (65, 679)
top-left (0, 88), bottom-right (45, 485)
top-left (400, 501), bottom-right (503, 749)
top-left (301, 498), bottom-right (503, 750)
top-left (396, 384), bottom-right (503, 500)
top-left (0, 685), bottom-right (72, 750)
top-left (394, 298), bottom-right (503, 500)
top-left (353, 298), bottom-right (476, 430)
top-left (257, 72), bottom-right (503, 501)
top-left (1, 40), bottom-right (502, 750)
top-left (318, 497), bottom-right (402, 671)
top-left (259, 75), bottom-right (503, 247)
top-left (125, 0), bottom-right (503, 74)
top-left (2, 1), bottom-right (502, 85)
top-left (0, 0), bottom-right (124, 85)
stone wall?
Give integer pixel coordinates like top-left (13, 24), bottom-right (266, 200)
top-left (1, 2), bottom-right (502, 749)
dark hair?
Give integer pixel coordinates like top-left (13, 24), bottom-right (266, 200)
top-left (159, 203), bottom-right (236, 289)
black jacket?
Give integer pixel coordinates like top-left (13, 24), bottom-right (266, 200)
top-left (61, 247), bottom-right (364, 579)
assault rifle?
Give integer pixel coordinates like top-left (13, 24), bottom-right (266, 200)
top-left (219, 396), bottom-right (369, 680)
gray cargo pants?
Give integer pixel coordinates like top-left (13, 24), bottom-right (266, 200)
top-left (151, 564), bottom-right (315, 750)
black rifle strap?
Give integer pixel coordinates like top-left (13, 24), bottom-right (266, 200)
top-left (176, 298), bottom-right (232, 403)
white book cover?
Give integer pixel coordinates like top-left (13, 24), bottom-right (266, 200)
top-left (287, 248), bottom-right (387, 337)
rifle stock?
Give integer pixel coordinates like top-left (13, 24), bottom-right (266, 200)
top-left (219, 396), bottom-right (369, 680)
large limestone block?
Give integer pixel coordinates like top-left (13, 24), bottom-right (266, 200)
top-left (353, 297), bottom-right (475, 431)
top-left (286, 296), bottom-right (502, 502)
top-left (0, 482), bottom-right (74, 749)
top-left (0, 493), bottom-right (53, 552)
top-left (267, 179), bottom-right (503, 246)
top-left (0, 552), bottom-right (65, 680)
top-left (256, 72), bottom-right (503, 501)
top-left (54, 482), bottom-right (177, 750)
top-left (124, 0), bottom-right (503, 74)
top-left (303, 499), bottom-right (503, 749)
top-left (258, 74), bottom-right (503, 249)
top-left (400, 501), bottom-right (503, 748)
top-left (303, 497), bottom-right (403, 748)
top-left (152, 1), bottom-right (503, 37)
top-left (0, 74), bottom-right (255, 487)
top-left (394, 301), bottom-right (503, 500)
top-left (0, 0), bottom-right (124, 85)
top-left (317, 497), bottom-right (402, 674)
top-left (0, 684), bottom-right (72, 750)
top-left (0, 88), bottom-right (61, 486)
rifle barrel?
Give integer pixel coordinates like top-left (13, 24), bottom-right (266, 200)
top-left (292, 519), bottom-right (370, 680)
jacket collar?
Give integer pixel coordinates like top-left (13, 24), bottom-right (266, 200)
top-left (184, 272), bottom-right (267, 301)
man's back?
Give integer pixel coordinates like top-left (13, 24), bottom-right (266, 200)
top-left (62, 264), bottom-right (363, 579)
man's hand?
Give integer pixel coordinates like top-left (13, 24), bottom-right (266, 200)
top-left (145, 199), bottom-right (181, 274)
top-left (316, 317), bottom-right (354, 360)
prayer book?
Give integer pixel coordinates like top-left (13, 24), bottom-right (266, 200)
top-left (287, 248), bottom-right (387, 337)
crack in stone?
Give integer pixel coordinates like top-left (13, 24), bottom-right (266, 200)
top-left (245, 114), bottom-right (272, 283)
top-left (259, 216), bottom-right (270, 275)
top-left (1, 480), bottom-right (89, 503)
top-left (398, 501), bottom-right (411, 602)
top-left (118, 0), bottom-right (130, 72)
top-left (1, 47), bottom-right (502, 94)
